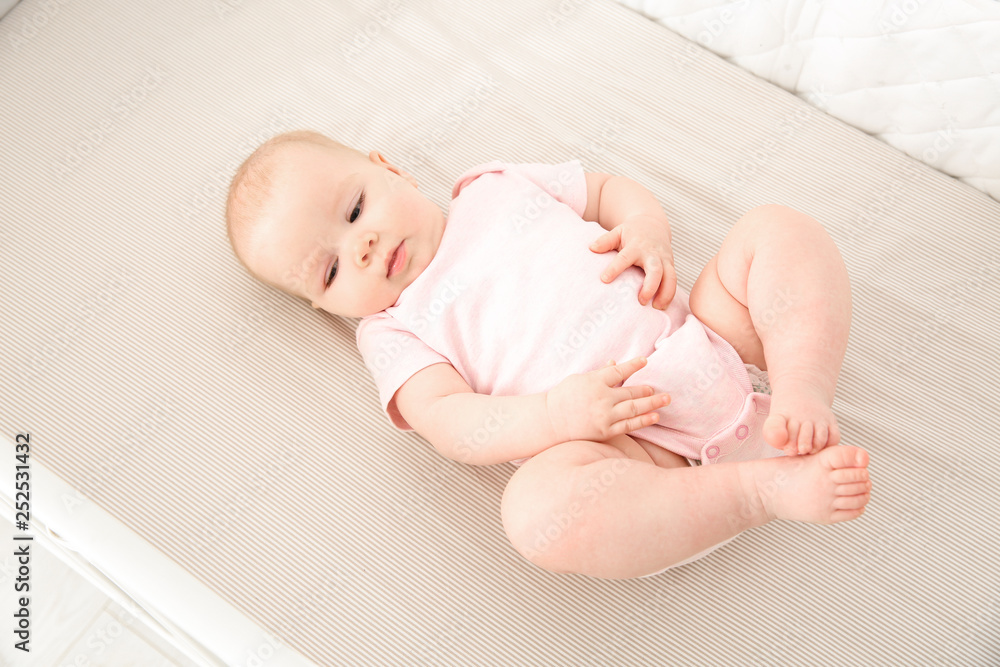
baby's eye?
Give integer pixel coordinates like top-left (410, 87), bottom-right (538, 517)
top-left (350, 191), bottom-right (365, 223)
top-left (326, 191), bottom-right (364, 289)
top-left (325, 259), bottom-right (337, 288)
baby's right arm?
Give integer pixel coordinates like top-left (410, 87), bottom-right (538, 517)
top-left (395, 358), bottom-right (666, 466)
top-left (394, 363), bottom-right (559, 466)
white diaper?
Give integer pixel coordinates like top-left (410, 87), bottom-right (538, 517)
top-left (638, 534), bottom-right (742, 578)
top-left (745, 362), bottom-right (772, 396)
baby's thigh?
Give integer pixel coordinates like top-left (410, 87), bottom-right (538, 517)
top-left (689, 253), bottom-right (766, 369)
top-left (500, 439), bottom-right (641, 556)
top-left (627, 434), bottom-right (691, 469)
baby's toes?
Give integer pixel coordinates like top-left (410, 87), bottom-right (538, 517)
top-left (827, 421), bottom-right (841, 448)
top-left (799, 421), bottom-right (834, 455)
top-left (813, 422), bottom-right (829, 449)
top-left (831, 466), bottom-right (869, 484)
top-left (796, 421), bottom-right (814, 455)
top-left (835, 480), bottom-right (872, 496)
top-left (763, 413), bottom-right (790, 450)
top-left (784, 419), bottom-right (801, 455)
top-left (832, 493), bottom-right (870, 511)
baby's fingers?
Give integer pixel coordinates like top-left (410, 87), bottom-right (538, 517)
top-left (602, 356), bottom-right (648, 386)
top-left (608, 402), bottom-right (663, 435)
top-left (639, 259), bottom-right (663, 306)
top-left (613, 389), bottom-right (670, 423)
top-left (651, 266), bottom-right (677, 310)
top-left (600, 246), bottom-right (638, 284)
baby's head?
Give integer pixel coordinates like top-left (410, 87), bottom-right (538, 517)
top-left (226, 130), bottom-right (446, 318)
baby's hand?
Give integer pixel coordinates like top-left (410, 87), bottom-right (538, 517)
top-left (545, 357), bottom-right (670, 444)
top-left (590, 214), bottom-right (677, 310)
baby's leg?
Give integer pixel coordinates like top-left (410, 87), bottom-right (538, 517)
top-left (689, 205), bottom-right (852, 456)
top-left (501, 435), bottom-right (870, 579)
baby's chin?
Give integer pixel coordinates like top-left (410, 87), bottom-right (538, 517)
top-left (333, 295), bottom-right (401, 318)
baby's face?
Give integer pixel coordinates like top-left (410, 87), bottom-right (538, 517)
top-left (248, 143), bottom-right (446, 318)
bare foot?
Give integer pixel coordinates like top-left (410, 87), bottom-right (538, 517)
top-left (744, 445), bottom-right (871, 525)
top-left (763, 374), bottom-right (841, 456)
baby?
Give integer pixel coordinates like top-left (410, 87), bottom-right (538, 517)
top-left (225, 130), bottom-right (873, 580)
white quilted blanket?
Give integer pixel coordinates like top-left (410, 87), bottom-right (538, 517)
top-left (614, 0), bottom-right (1000, 201)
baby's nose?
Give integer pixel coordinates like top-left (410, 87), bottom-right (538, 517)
top-left (355, 231), bottom-right (378, 266)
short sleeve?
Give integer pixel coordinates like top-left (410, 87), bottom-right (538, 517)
top-left (451, 159), bottom-right (588, 218)
top-left (356, 312), bottom-right (451, 431)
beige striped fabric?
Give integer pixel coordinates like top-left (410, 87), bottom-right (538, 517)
top-left (2, 0), bottom-right (999, 664)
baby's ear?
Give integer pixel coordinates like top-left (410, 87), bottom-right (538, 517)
top-left (375, 155), bottom-right (418, 190)
top-left (371, 150), bottom-right (409, 179)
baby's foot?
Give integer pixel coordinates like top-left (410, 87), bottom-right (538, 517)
top-left (747, 445), bottom-right (871, 525)
top-left (763, 375), bottom-right (840, 456)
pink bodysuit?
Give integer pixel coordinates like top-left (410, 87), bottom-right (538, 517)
top-left (356, 160), bottom-right (784, 468)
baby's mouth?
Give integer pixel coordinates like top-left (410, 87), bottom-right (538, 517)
top-left (387, 241), bottom-right (405, 278)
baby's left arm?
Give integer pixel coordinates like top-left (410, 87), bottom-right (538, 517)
top-left (582, 172), bottom-right (677, 310)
